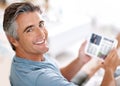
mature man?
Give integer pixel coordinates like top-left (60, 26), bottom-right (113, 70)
top-left (3, 2), bottom-right (120, 86)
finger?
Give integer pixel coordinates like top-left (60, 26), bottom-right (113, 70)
top-left (105, 49), bottom-right (118, 67)
top-left (80, 40), bottom-right (87, 51)
top-left (105, 48), bottom-right (116, 61)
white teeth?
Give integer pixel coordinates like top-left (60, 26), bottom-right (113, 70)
top-left (35, 40), bottom-right (44, 44)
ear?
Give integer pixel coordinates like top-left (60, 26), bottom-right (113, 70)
top-left (7, 35), bottom-right (19, 47)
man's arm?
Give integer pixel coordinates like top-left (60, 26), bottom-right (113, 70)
top-left (61, 57), bottom-right (86, 81)
top-left (60, 41), bottom-right (91, 80)
top-left (101, 68), bottom-right (115, 86)
top-left (60, 41), bottom-right (101, 81)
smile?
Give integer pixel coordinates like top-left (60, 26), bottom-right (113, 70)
top-left (33, 39), bottom-right (45, 45)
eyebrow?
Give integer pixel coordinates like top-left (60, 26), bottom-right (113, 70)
top-left (39, 20), bottom-right (44, 23)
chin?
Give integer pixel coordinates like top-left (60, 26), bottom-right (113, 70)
top-left (43, 47), bottom-right (49, 53)
top-left (46, 47), bottom-right (49, 52)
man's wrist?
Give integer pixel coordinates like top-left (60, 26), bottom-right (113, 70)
top-left (105, 67), bottom-right (115, 75)
top-left (77, 56), bottom-right (86, 66)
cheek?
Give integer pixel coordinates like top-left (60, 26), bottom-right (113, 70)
top-left (19, 35), bottom-right (31, 45)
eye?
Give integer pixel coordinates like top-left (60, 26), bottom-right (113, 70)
top-left (39, 21), bottom-right (45, 28)
top-left (26, 27), bottom-right (33, 33)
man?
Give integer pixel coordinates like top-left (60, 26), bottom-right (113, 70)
top-left (3, 2), bottom-right (120, 86)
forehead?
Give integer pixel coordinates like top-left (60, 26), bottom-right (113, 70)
top-left (16, 11), bottom-right (42, 28)
top-left (16, 11), bottom-right (42, 22)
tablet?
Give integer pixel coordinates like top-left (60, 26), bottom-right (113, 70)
top-left (85, 33), bottom-right (118, 59)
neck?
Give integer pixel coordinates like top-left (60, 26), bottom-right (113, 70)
top-left (16, 51), bottom-right (45, 62)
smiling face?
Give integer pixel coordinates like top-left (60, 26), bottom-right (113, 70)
top-left (13, 11), bottom-right (49, 60)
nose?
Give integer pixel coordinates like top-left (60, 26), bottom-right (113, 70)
top-left (36, 27), bottom-right (45, 39)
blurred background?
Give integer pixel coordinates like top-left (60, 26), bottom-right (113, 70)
top-left (0, 0), bottom-right (120, 86)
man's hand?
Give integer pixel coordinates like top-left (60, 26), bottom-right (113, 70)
top-left (103, 48), bottom-right (120, 72)
top-left (77, 40), bottom-right (91, 64)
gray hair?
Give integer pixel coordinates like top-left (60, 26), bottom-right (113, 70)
top-left (3, 2), bottom-right (42, 50)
